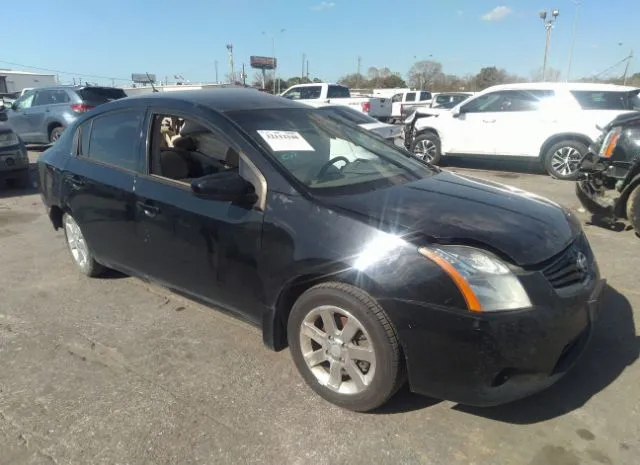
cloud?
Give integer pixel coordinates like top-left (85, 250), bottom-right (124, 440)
top-left (311, 1), bottom-right (335, 11)
top-left (481, 6), bottom-right (512, 21)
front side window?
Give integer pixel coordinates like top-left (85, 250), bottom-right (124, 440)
top-left (14, 93), bottom-right (34, 110)
top-left (226, 108), bottom-right (435, 194)
top-left (282, 86), bottom-right (322, 100)
top-left (571, 90), bottom-right (640, 110)
top-left (83, 110), bottom-right (144, 171)
top-left (461, 90), bottom-right (542, 113)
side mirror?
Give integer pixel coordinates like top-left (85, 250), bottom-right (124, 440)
top-left (191, 171), bottom-right (257, 205)
top-left (452, 106), bottom-right (466, 118)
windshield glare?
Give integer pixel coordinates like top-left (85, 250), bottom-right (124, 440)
top-left (227, 108), bottom-right (433, 193)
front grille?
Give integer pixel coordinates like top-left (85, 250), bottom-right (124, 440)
top-left (542, 234), bottom-right (592, 289)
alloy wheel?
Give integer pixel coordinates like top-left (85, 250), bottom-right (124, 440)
top-left (299, 305), bottom-right (376, 395)
top-left (414, 139), bottom-right (437, 162)
top-left (551, 146), bottom-right (582, 177)
top-left (64, 215), bottom-right (89, 268)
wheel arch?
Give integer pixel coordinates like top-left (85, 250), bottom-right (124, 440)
top-left (263, 266), bottom-right (383, 352)
top-left (615, 172), bottom-right (640, 219)
top-left (538, 133), bottom-right (592, 159)
top-left (47, 121), bottom-right (64, 139)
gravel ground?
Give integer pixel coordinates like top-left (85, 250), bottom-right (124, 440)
top-left (0, 151), bottom-right (638, 465)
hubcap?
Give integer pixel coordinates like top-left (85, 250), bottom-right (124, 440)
top-left (551, 146), bottom-right (582, 177)
top-left (64, 215), bottom-right (89, 268)
top-left (299, 306), bottom-right (376, 395)
top-left (414, 139), bottom-right (436, 162)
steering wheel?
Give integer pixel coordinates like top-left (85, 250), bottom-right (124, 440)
top-left (315, 156), bottom-right (351, 179)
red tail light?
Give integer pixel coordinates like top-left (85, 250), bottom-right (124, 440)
top-left (70, 104), bottom-right (94, 113)
top-left (361, 101), bottom-right (371, 113)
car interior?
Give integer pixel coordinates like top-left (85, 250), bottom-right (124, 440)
top-left (150, 115), bottom-right (240, 183)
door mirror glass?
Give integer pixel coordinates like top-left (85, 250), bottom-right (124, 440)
top-left (191, 171), bottom-right (256, 204)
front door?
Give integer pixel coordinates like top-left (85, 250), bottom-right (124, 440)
top-left (134, 109), bottom-right (266, 322)
top-left (62, 108), bottom-right (145, 273)
top-left (7, 92), bottom-right (37, 141)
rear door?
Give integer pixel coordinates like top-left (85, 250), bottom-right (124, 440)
top-left (62, 108), bottom-right (145, 272)
top-left (31, 89), bottom-right (73, 141)
top-left (133, 106), bottom-right (267, 322)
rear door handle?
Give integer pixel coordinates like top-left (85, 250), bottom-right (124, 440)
top-left (483, 119), bottom-right (496, 123)
top-left (136, 200), bottom-right (160, 218)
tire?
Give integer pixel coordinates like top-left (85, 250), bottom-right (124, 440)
top-left (543, 140), bottom-right (588, 180)
top-left (62, 213), bottom-right (104, 277)
top-left (626, 185), bottom-right (640, 233)
top-left (49, 126), bottom-right (65, 144)
top-left (288, 282), bottom-right (405, 412)
top-left (410, 132), bottom-right (442, 164)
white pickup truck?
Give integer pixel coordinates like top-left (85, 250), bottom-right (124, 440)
top-left (280, 83), bottom-right (392, 121)
top-left (390, 90), bottom-right (433, 121)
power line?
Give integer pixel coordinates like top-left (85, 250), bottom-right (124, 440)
top-left (0, 59), bottom-right (131, 82)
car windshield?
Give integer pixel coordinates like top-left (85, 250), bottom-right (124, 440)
top-left (77, 87), bottom-right (127, 103)
top-left (316, 105), bottom-right (380, 124)
top-left (226, 108), bottom-right (434, 193)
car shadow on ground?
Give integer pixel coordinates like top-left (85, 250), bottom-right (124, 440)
top-left (453, 284), bottom-right (638, 424)
top-left (442, 156), bottom-right (548, 178)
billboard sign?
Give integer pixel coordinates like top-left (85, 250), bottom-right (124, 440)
top-left (131, 73), bottom-right (156, 84)
top-left (250, 56), bottom-right (276, 70)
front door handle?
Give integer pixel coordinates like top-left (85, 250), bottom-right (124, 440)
top-left (137, 201), bottom-right (160, 218)
top-left (68, 175), bottom-right (85, 188)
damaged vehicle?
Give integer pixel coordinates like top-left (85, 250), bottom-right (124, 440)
top-left (39, 89), bottom-right (604, 412)
top-left (576, 111), bottom-right (640, 234)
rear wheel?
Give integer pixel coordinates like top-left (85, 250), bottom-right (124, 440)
top-left (49, 126), bottom-right (64, 144)
top-left (63, 213), bottom-right (104, 277)
top-left (288, 282), bottom-right (404, 412)
top-left (411, 132), bottom-right (441, 164)
top-left (543, 140), bottom-right (588, 180)
top-left (626, 185), bottom-right (640, 233)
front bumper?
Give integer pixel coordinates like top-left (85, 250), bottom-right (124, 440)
top-left (381, 278), bottom-right (605, 406)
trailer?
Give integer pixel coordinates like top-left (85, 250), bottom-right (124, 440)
top-left (0, 70), bottom-right (58, 96)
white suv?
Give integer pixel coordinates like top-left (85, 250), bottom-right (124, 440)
top-left (407, 83), bottom-right (640, 179)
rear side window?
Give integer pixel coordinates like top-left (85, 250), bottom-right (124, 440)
top-left (405, 92), bottom-right (416, 102)
top-left (80, 110), bottom-right (144, 171)
top-left (419, 91), bottom-right (432, 101)
top-left (570, 90), bottom-right (638, 110)
top-left (77, 87), bottom-right (127, 103)
top-left (327, 85), bottom-right (350, 98)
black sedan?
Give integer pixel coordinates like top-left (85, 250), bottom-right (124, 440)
top-left (38, 89), bottom-right (604, 412)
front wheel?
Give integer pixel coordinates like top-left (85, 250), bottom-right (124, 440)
top-left (543, 140), bottom-right (588, 180)
top-left (63, 213), bottom-right (104, 277)
top-left (410, 132), bottom-right (441, 164)
top-left (626, 185), bottom-right (640, 234)
top-left (288, 282), bottom-right (404, 412)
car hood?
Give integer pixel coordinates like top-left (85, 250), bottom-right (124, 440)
top-left (603, 111), bottom-right (640, 131)
top-left (319, 170), bottom-right (581, 266)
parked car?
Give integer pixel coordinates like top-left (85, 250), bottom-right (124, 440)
top-left (39, 89), bottom-right (604, 412)
top-left (6, 85), bottom-right (127, 144)
top-left (390, 90), bottom-right (432, 121)
top-left (576, 111), bottom-right (640, 234)
top-left (403, 92), bottom-right (475, 140)
top-left (280, 83), bottom-right (392, 121)
top-left (305, 103), bottom-right (403, 144)
top-left (0, 103), bottom-right (30, 188)
top-left (406, 83), bottom-right (640, 179)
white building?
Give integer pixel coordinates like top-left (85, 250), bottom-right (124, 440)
top-left (0, 70), bottom-right (58, 95)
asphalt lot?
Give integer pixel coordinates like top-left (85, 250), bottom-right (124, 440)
top-left (0, 150), bottom-right (638, 465)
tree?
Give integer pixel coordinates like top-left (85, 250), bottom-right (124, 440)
top-left (531, 67), bottom-right (561, 82)
top-left (474, 67), bottom-right (508, 90)
top-left (379, 74), bottom-right (406, 88)
top-left (338, 73), bottom-right (367, 88)
top-left (407, 60), bottom-right (444, 89)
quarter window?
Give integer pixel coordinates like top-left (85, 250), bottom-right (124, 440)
top-left (81, 110), bottom-right (144, 171)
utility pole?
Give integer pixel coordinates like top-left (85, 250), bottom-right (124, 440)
top-left (214, 60), bottom-right (219, 83)
top-left (356, 56), bottom-right (361, 88)
top-left (566, 1), bottom-right (580, 81)
top-left (301, 53), bottom-right (306, 80)
top-left (539, 8), bottom-right (560, 81)
top-left (306, 60), bottom-right (309, 80)
top-left (242, 63), bottom-right (247, 86)
top-left (623, 49), bottom-right (634, 85)
top-left (226, 44), bottom-right (235, 83)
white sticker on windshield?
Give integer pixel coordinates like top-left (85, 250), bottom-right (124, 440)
top-left (257, 130), bottom-right (315, 152)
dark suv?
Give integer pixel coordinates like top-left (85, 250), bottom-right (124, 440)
top-left (6, 86), bottom-right (127, 144)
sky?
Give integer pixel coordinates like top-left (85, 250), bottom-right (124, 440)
top-left (1, 0), bottom-right (638, 87)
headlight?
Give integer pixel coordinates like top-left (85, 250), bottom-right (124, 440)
top-left (599, 127), bottom-right (622, 158)
top-left (0, 132), bottom-right (19, 148)
top-left (418, 245), bottom-right (531, 312)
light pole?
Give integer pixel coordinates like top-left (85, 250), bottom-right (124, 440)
top-left (539, 8), bottom-right (559, 81)
top-left (226, 43), bottom-right (235, 84)
top-left (566, 1), bottom-right (580, 81)
top-left (262, 29), bottom-right (285, 94)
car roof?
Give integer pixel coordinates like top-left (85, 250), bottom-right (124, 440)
top-left (123, 88), bottom-right (310, 112)
top-left (485, 82), bottom-right (639, 92)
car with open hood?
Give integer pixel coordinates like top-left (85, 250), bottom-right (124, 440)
top-left (38, 89), bottom-right (604, 411)
top-left (576, 111), bottom-right (640, 234)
